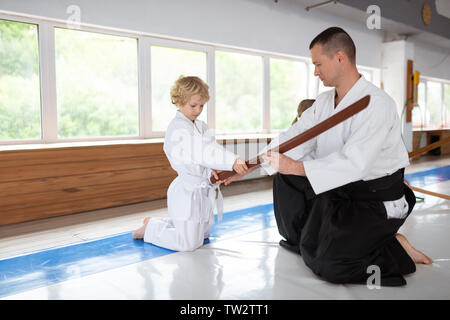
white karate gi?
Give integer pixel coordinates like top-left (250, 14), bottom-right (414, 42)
top-left (261, 75), bottom-right (410, 219)
top-left (143, 111), bottom-right (238, 251)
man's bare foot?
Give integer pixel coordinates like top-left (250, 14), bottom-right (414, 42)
top-left (396, 233), bottom-right (433, 264)
top-left (132, 217), bottom-right (151, 240)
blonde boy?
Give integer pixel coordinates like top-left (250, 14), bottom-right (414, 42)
top-left (132, 76), bottom-right (247, 251)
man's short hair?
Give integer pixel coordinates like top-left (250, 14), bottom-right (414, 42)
top-left (309, 27), bottom-right (356, 64)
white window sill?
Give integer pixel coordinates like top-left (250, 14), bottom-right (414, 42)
top-left (0, 133), bottom-right (278, 152)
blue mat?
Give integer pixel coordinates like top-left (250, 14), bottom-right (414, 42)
top-left (404, 165), bottom-right (450, 188)
top-left (0, 203), bottom-right (275, 298)
top-left (1, 165), bottom-right (448, 298)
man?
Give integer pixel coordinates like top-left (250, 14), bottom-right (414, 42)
top-left (227, 27), bottom-right (432, 286)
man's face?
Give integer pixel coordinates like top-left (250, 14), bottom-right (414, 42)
top-left (310, 44), bottom-right (340, 87)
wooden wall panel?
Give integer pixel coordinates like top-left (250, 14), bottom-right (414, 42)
top-left (0, 137), bottom-right (271, 226)
top-left (0, 142), bottom-right (177, 226)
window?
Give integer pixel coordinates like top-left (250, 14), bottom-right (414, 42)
top-left (0, 19), bottom-right (41, 140)
top-left (412, 82), bottom-right (426, 128)
top-left (215, 50), bottom-right (263, 133)
top-left (425, 81), bottom-right (442, 128)
top-left (359, 69), bottom-right (373, 82)
top-left (413, 79), bottom-right (450, 129)
top-left (317, 79), bottom-right (328, 95)
top-left (309, 63), bottom-right (379, 99)
top-left (0, 15), bottom-right (389, 145)
top-left (151, 46), bottom-right (207, 131)
top-left (270, 58), bottom-right (307, 130)
top-left (54, 28), bottom-right (139, 138)
top-left (445, 84), bottom-right (450, 127)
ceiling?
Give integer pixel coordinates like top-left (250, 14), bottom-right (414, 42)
top-left (294, 0), bottom-right (450, 49)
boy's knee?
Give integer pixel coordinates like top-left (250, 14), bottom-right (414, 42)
top-left (177, 240), bottom-right (202, 252)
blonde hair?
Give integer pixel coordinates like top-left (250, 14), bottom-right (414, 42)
top-left (291, 99), bottom-right (315, 125)
top-left (170, 75), bottom-right (210, 107)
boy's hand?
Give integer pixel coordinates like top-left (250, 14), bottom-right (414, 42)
top-left (211, 169), bottom-right (225, 185)
top-left (224, 173), bottom-right (244, 186)
top-left (224, 161), bottom-right (259, 186)
top-left (232, 158), bottom-right (249, 175)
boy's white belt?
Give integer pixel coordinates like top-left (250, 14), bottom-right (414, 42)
top-left (179, 173), bottom-right (224, 221)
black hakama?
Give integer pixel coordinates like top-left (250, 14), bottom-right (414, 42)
top-left (273, 168), bottom-right (416, 287)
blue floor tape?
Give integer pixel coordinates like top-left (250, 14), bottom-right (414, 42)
top-left (405, 165), bottom-right (450, 188)
top-left (0, 203), bottom-right (275, 298)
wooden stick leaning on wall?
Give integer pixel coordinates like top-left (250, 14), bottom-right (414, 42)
top-left (210, 95), bottom-right (371, 184)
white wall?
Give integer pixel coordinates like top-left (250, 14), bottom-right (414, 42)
top-left (412, 40), bottom-right (450, 81)
top-left (381, 40), bottom-right (415, 151)
top-left (0, 0), bottom-right (383, 68)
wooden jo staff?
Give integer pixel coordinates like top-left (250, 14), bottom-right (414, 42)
top-left (210, 95), bottom-right (371, 184)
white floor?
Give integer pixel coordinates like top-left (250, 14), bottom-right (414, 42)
top-left (1, 155), bottom-right (449, 299)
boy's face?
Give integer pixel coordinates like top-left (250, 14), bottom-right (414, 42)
top-left (179, 94), bottom-right (206, 121)
top-left (310, 44), bottom-right (341, 87)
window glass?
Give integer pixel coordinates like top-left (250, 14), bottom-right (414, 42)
top-left (359, 69), bottom-right (372, 82)
top-left (413, 81), bottom-right (426, 128)
top-left (55, 28), bottom-right (139, 138)
top-left (425, 81), bottom-right (442, 128)
top-left (151, 46), bottom-right (207, 131)
top-left (444, 84), bottom-right (450, 127)
top-left (215, 50), bottom-right (263, 133)
top-left (0, 19), bottom-right (41, 140)
top-left (270, 58), bottom-right (307, 130)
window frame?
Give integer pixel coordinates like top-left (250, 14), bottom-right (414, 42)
top-left (52, 25), bottom-right (141, 141)
top-left (268, 56), bottom-right (309, 133)
top-left (0, 10), bottom-right (380, 146)
top-left (0, 15), bottom-right (44, 144)
top-left (214, 47), bottom-right (266, 135)
top-left (147, 37), bottom-right (213, 137)
top-left (415, 76), bottom-right (450, 129)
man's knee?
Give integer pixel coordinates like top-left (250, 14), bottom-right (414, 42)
top-left (315, 259), bottom-right (360, 284)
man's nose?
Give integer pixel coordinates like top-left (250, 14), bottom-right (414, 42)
top-left (314, 67), bottom-right (319, 77)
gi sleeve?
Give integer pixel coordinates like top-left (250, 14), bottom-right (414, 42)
top-left (303, 95), bottom-right (394, 194)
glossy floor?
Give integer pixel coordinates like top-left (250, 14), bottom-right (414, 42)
top-left (1, 156), bottom-right (449, 299)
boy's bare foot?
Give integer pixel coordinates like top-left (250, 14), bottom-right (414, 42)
top-left (396, 233), bottom-right (433, 265)
top-left (132, 217), bottom-right (151, 240)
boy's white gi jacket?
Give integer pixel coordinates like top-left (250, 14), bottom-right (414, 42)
top-left (143, 111), bottom-right (238, 251)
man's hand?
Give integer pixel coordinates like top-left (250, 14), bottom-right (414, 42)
top-left (261, 151), bottom-right (305, 176)
top-left (232, 157), bottom-right (249, 175)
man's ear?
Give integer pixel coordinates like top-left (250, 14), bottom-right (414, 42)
top-left (336, 50), bottom-right (346, 63)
